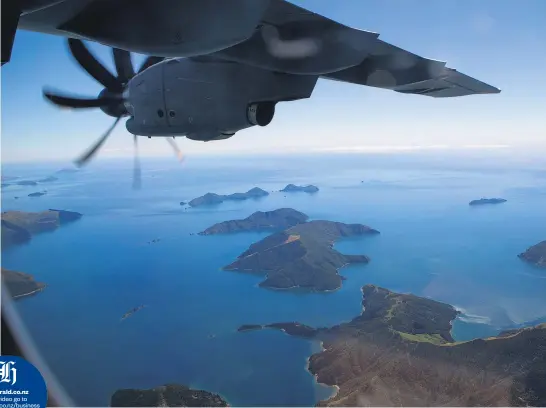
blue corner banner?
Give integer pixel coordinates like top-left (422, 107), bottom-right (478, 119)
top-left (0, 356), bottom-right (47, 408)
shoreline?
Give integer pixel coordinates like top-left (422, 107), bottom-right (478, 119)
top-left (305, 340), bottom-right (340, 404)
top-left (12, 285), bottom-right (46, 299)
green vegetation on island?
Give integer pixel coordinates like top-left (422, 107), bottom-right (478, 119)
top-left (199, 208), bottom-right (308, 235)
top-left (1, 209), bottom-right (83, 248)
top-left (110, 384), bottom-right (228, 407)
top-left (518, 241), bottom-right (546, 268)
top-left (238, 284), bottom-right (546, 406)
top-left (1, 267), bottom-right (46, 299)
top-left (188, 187), bottom-right (269, 207)
top-left (210, 210), bottom-right (379, 291)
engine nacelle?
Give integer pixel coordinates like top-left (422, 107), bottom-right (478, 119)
top-left (125, 57), bottom-right (317, 141)
top-left (247, 102), bottom-right (276, 127)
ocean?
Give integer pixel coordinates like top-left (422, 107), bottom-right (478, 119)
top-left (2, 151), bottom-right (546, 407)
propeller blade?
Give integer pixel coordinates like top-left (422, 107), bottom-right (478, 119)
top-left (138, 56), bottom-right (165, 74)
top-left (68, 38), bottom-right (122, 92)
top-left (43, 89), bottom-right (122, 109)
top-left (166, 137), bottom-right (184, 162)
top-left (132, 135), bottom-right (142, 190)
top-left (74, 117), bottom-right (121, 167)
top-left (112, 48), bottom-right (135, 84)
top-left (44, 92), bottom-right (104, 109)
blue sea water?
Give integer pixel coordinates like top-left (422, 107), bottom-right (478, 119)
top-left (2, 152), bottom-right (546, 407)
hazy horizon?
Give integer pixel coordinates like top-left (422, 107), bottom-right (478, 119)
top-left (1, 0), bottom-right (545, 163)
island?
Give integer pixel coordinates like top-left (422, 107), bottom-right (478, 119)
top-left (28, 191), bottom-right (47, 197)
top-left (469, 198), bottom-right (507, 206)
top-left (1, 209), bottom-right (83, 248)
top-left (16, 180), bottom-right (38, 186)
top-left (1, 268), bottom-right (46, 299)
top-left (199, 208), bottom-right (308, 235)
top-left (188, 187), bottom-right (269, 207)
top-left (110, 384), bottom-right (228, 407)
top-left (237, 324), bottom-right (264, 332)
top-left (280, 184), bottom-right (319, 193)
top-left (518, 241), bottom-right (546, 268)
top-left (239, 285), bottom-right (546, 406)
top-left (213, 211), bottom-right (379, 291)
top-left (55, 168), bottom-right (79, 174)
top-left (121, 305), bottom-right (146, 321)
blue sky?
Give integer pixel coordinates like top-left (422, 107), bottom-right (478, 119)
top-left (1, 0), bottom-right (545, 162)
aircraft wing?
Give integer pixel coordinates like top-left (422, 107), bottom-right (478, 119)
top-left (9, 0), bottom-right (501, 96)
top-left (322, 39), bottom-right (501, 97)
top-left (212, 0), bottom-right (500, 97)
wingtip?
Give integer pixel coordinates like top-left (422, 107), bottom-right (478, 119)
top-left (486, 86), bottom-right (502, 94)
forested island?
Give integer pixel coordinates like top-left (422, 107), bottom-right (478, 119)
top-left (202, 209), bottom-right (379, 291)
top-left (281, 184), bottom-right (319, 193)
top-left (469, 198), bottom-right (507, 206)
top-left (187, 187), bottom-right (269, 207)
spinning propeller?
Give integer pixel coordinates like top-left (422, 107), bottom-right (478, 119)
top-left (43, 38), bottom-right (183, 188)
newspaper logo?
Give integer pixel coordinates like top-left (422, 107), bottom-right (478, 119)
top-left (0, 361), bottom-right (17, 386)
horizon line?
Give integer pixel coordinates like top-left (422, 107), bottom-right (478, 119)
top-left (4, 143), bottom-right (546, 165)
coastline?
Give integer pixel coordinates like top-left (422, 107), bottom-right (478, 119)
top-left (305, 340), bottom-right (340, 404)
top-left (11, 285), bottom-right (46, 299)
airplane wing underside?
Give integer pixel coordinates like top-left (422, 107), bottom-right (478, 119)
top-left (210, 0), bottom-right (500, 97)
top-left (321, 39), bottom-right (501, 97)
top-left (14, 0), bottom-right (500, 96)
top-left (250, 0), bottom-right (501, 97)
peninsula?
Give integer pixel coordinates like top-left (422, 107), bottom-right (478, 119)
top-left (1, 209), bottom-right (83, 248)
top-left (1, 267), bottom-right (46, 299)
top-left (281, 184), bottom-right (319, 193)
top-left (518, 241), bottom-right (546, 268)
top-left (239, 285), bottom-right (546, 406)
top-left (214, 211), bottom-right (379, 291)
top-left (199, 208), bottom-right (308, 235)
top-left (110, 384), bottom-right (228, 407)
top-left (188, 187), bottom-right (269, 207)
top-left (469, 197), bottom-right (507, 206)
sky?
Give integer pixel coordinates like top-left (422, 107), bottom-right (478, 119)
top-left (1, 0), bottom-right (545, 163)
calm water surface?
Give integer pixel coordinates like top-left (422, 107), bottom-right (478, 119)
top-left (2, 152), bottom-right (546, 406)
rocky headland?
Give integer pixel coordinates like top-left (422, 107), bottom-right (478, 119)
top-left (1, 209), bottom-right (83, 248)
top-left (518, 241), bottom-right (546, 268)
top-left (1, 267), bottom-right (46, 299)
